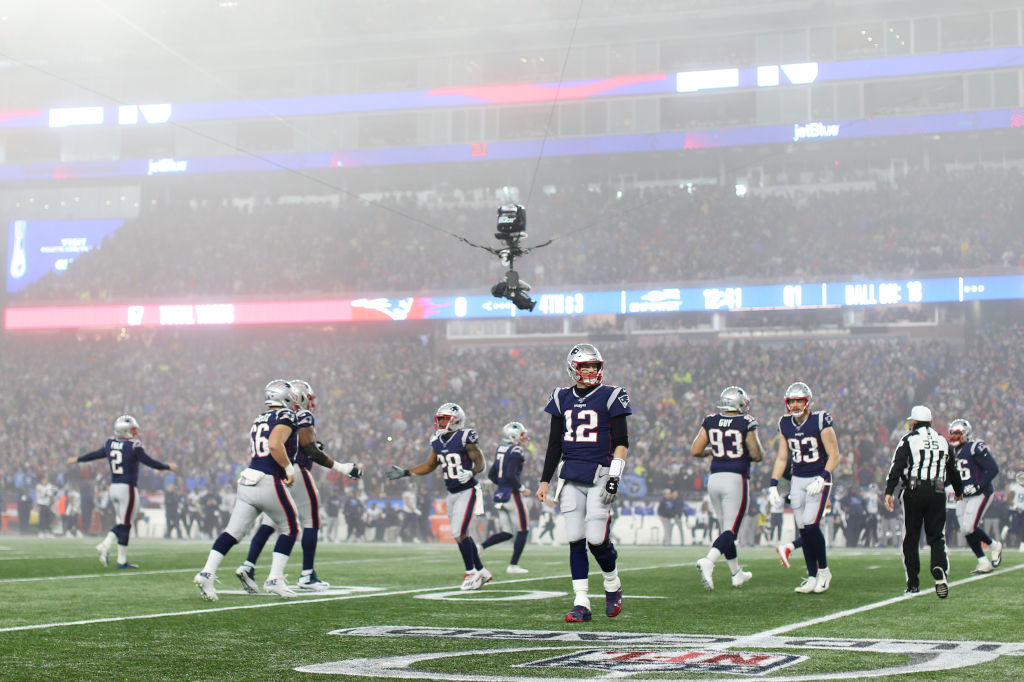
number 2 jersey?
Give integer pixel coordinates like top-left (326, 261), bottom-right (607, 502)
top-left (248, 407), bottom-right (298, 476)
top-left (544, 383), bottom-right (632, 484)
top-left (778, 410), bottom-right (834, 478)
top-left (699, 412), bottom-right (758, 478)
top-left (77, 437), bottom-right (171, 486)
top-left (431, 428), bottom-right (479, 493)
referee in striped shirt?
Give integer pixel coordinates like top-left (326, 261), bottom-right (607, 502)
top-left (884, 405), bottom-right (964, 598)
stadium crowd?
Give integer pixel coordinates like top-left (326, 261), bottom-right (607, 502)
top-left (3, 323), bottom-right (1022, 543)
top-left (14, 168), bottom-right (1024, 304)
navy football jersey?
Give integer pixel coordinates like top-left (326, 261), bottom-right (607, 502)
top-left (293, 408), bottom-right (316, 470)
top-left (489, 443), bottom-right (525, 501)
top-left (953, 440), bottom-right (999, 494)
top-left (77, 437), bottom-right (171, 486)
top-left (778, 411), bottom-right (834, 477)
top-left (248, 408), bottom-right (298, 476)
top-left (430, 428), bottom-right (480, 493)
top-left (544, 383), bottom-right (632, 483)
top-left (700, 412), bottom-right (759, 477)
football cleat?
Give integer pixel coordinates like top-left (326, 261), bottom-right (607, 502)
top-left (971, 557), bottom-right (994, 575)
top-left (194, 571), bottom-right (218, 602)
top-left (696, 557), bottom-right (715, 591)
top-left (565, 605), bottom-right (592, 622)
top-left (297, 571), bottom-right (330, 591)
top-left (813, 567), bottom-right (832, 593)
top-left (470, 567), bottom-right (493, 590)
top-left (905, 585), bottom-right (920, 594)
top-left (605, 589), bottom-right (622, 617)
top-left (794, 576), bottom-right (817, 593)
top-left (932, 566), bottom-right (949, 599)
top-left (116, 562), bottom-right (139, 569)
top-left (235, 565), bottom-right (259, 595)
top-left (96, 543), bottom-right (109, 567)
top-left (459, 571), bottom-right (477, 590)
top-left (731, 570), bottom-right (753, 588)
top-left (776, 543), bottom-right (793, 568)
top-left (506, 564), bottom-right (529, 574)
top-left (989, 541), bottom-right (1003, 568)
top-left (263, 577), bottom-right (297, 598)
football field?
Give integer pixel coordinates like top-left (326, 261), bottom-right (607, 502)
top-left (0, 538), bottom-right (1021, 681)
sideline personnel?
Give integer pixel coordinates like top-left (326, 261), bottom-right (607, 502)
top-left (884, 405), bottom-right (963, 598)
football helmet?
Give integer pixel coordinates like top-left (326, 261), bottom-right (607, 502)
top-left (1016, 470), bottom-right (1024, 486)
top-left (947, 418), bottom-right (972, 446)
top-left (113, 415), bottom-right (139, 439)
top-left (784, 382), bottom-right (813, 416)
top-left (566, 343), bottom-right (604, 386)
top-left (289, 379), bottom-right (316, 412)
top-left (264, 379), bottom-right (296, 409)
top-left (717, 386), bottom-right (750, 414)
top-left (501, 421), bottom-right (528, 444)
top-left (434, 403), bottom-right (466, 434)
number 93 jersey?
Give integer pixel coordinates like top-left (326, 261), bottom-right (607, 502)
top-left (247, 408), bottom-right (298, 476)
top-left (545, 384), bottom-right (632, 482)
top-left (431, 428), bottom-right (480, 493)
top-left (778, 411), bottom-right (833, 478)
top-left (700, 412), bottom-right (758, 477)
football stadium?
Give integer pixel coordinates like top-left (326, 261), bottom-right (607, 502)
top-left (2, 1), bottom-right (1024, 679)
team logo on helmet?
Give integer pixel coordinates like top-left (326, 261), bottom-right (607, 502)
top-left (567, 343), bottom-right (604, 386)
top-left (113, 415), bottom-right (139, 439)
top-left (718, 386), bottom-right (750, 414)
top-left (948, 418), bottom-right (971, 446)
top-left (264, 379), bottom-right (297, 409)
top-left (501, 421), bottom-right (528, 444)
top-left (434, 403), bottom-right (466, 434)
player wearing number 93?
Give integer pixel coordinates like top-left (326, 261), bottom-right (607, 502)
top-left (691, 386), bottom-right (764, 591)
top-left (536, 343), bottom-right (631, 623)
top-left (769, 382), bottom-right (841, 594)
top-left (387, 402), bottom-right (492, 591)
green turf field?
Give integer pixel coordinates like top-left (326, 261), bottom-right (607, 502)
top-left (0, 538), bottom-right (1021, 680)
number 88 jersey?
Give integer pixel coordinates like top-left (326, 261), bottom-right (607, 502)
top-left (700, 412), bottom-right (759, 477)
top-left (778, 411), bottom-right (834, 478)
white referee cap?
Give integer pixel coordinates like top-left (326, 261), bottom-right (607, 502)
top-left (908, 405), bottom-right (932, 422)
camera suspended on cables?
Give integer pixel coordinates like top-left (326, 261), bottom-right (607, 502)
top-left (491, 204), bottom-right (537, 311)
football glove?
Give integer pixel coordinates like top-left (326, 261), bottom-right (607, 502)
top-left (455, 469), bottom-right (473, 484)
top-left (347, 463), bottom-right (362, 479)
top-left (386, 465), bottom-right (409, 480)
top-left (600, 476), bottom-right (619, 505)
top-left (768, 486), bottom-right (783, 508)
top-left (806, 475), bottom-right (827, 496)
top-left (962, 483), bottom-right (979, 496)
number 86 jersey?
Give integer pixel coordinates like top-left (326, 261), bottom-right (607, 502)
top-left (778, 411), bottom-right (834, 478)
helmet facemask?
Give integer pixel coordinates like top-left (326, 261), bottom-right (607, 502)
top-left (784, 382), bottom-right (813, 417)
top-left (434, 403), bottom-right (466, 435)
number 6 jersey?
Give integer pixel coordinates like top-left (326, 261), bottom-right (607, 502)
top-left (544, 383), bottom-right (632, 483)
top-left (778, 410), bottom-right (834, 478)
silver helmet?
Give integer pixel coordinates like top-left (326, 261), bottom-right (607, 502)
top-left (948, 418), bottom-right (972, 446)
top-left (113, 414), bottom-right (139, 439)
top-left (501, 421), bottom-right (528, 445)
top-left (717, 386), bottom-right (750, 414)
top-left (784, 382), bottom-right (813, 416)
top-left (434, 402), bottom-right (466, 434)
top-left (264, 379), bottom-right (296, 409)
top-left (566, 343), bottom-right (604, 386)
top-left (289, 379), bottom-right (316, 412)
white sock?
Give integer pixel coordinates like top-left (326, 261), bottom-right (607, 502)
top-left (706, 548), bottom-right (722, 563)
top-left (726, 558), bottom-right (740, 573)
top-left (301, 569), bottom-right (313, 577)
top-left (101, 532), bottom-right (116, 550)
top-left (268, 551), bottom-right (289, 580)
top-left (602, 569), bottom-right (621, 592)
top-left (202, 549), bottom-right (225, 575)
top-left (572, 578), bottom-right (591, 608)
top-left (117, 545), bottom-right (128, 564)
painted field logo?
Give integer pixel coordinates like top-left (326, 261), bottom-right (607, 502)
top-left (524, 648), bottom-right (804, 675)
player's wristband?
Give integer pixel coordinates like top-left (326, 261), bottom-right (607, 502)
top-left (770, 478), bottom-right (779, 487)
top-left (284, 464), bottom-right (296, 477)
top-left (608, 458), bottom-right (625, 478)
top-left (821, 471), bottom-right (831, 482)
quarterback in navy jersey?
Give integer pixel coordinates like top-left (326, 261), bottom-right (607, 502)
top-left (948, 419), bottom-right (1003, 573)
top-left (194, 380), bottom-right (302, 601)
top-left (481, 421), bottom-right (532, 574)
top-left (388, 403), bottom-right (492, 590)
top-left (67, 415), bottom-right (177, 569)
top-left (769, 382), bottom-right (841, 594)
top-left (536, 343), bottom-right (631, 623)
top-left (236, 380), bottom-right (362, 595)
top-left (692, 386), bottom-right (764, 590)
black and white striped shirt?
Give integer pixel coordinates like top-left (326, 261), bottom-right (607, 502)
top-left (884, 424), bottom-right (963, 496)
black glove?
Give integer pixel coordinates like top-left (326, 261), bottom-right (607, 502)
top-left (386, 465), bottom-right (409, 480)
top-left (348, 464), bottom-right (362, 480)
top-left (600, 476), bottom-right (619, 505)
